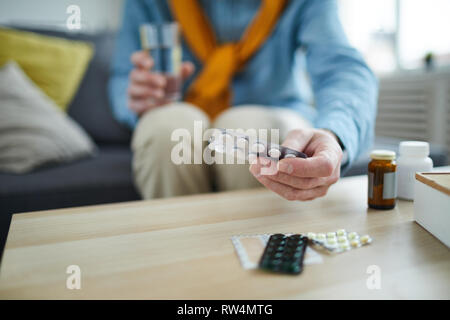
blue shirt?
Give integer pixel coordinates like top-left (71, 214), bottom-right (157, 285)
top-left (108, 0), bottom-right (378, 167)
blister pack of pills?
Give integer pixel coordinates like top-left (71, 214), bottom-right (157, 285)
top-left (209, 129), bottom-right (307, 162)
top-left (307, 229), bottom-right (373, 253)
top-left (259, 234), bottom-right (308, 275)
top-left (231, 234), bottom-right (323, 270)
top-left (231, 230), bottom-right (372, 272)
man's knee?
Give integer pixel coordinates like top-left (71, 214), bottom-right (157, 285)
top-left (213, 105), bottom-right (311, 141)
top-left (131, 102), bottom-right (212, 198)
top-left (132, 102), bottom-right (209, 153)
top-left (213, 105), bottom-right (273, 130)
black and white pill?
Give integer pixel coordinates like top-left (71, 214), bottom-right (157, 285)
top-left (284, 153), bottom-right (297, 158)
top-left (268, 148), bottom-right (281, 159)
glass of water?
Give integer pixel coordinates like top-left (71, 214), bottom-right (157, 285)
top-left (140, 23), bottom-right (182, 102)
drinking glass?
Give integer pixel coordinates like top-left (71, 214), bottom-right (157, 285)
top-left (140, 23), bottom-right (182, 102)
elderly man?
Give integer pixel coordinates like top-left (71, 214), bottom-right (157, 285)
top-left (108, 0), bottom-right (378, 200)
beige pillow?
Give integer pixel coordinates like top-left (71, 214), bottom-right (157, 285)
top-left (0, 61), bottom-right (96, 174)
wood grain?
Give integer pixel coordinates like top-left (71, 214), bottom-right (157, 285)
top-left (416, 172), bottom-right (450, 196)
top-left (0, 175), bottom-right (449, 299)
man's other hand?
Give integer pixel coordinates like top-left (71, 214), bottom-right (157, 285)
top-left (128, 50), bottom-right (195, 115)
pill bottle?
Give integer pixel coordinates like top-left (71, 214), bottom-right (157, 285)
top-left (397, 141), bottom-right (433, 200)
top-left (368, 150), bottom-right (397, 210)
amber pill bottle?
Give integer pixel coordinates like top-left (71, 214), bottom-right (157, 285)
top-left (368, 150), bottom-right (397, 210)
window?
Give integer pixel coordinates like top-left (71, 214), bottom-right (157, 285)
top-left (398, 0), bottom-right (450, 69)
top-left (339, 0), bottom-right (450, 73)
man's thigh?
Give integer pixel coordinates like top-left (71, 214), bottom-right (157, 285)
top-left (132, 102), bottom-right (212, 198)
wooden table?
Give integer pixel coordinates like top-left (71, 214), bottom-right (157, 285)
top-left (0, 175), bottom-right (449, 299)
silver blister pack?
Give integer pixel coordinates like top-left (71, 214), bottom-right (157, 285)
top-left (208, 129), bottom-right (307, 162)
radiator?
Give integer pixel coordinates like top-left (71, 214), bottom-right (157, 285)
top-left (377, 71), bottom-right (450, 159)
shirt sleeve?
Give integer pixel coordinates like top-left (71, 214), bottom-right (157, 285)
top-left (107, 0), bottom-right (153, 129)
top-left (296, 0), bottom-right (378, 170)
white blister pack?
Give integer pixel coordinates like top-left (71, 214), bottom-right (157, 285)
top-left (209, 129), bottom-right (307, 163)
top-left (231, 230), bottom-right (373, 270)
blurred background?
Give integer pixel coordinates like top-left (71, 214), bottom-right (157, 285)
top-left (1, 0), bottom-right (448, 155)
top-left (0, 0), bottom-right (448, 222)
top-left (2, 0), bottom-right (449, 71)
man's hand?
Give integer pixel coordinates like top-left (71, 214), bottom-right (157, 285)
top-left (128, 50), bottom-right (195, 115)
top-left (249, 128), bottom-right (343, 201)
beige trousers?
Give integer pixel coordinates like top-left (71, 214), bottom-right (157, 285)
top-left (131, 102), bottom-right (311, 199)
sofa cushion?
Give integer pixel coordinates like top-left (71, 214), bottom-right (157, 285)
top-left (0, 27), bottom-right (93, 111)
top-left (5, 26), bottom-right (133, 145)
top-left (0, 146), bottom-right (140, 215)
top-left (0, 61), bottom-right (96, 174)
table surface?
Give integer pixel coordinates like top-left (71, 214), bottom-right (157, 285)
top-left (0, 175), bottom-right (449, 299)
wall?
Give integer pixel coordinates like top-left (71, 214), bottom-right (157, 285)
top-left (0, 0), bottom-right (125, 32)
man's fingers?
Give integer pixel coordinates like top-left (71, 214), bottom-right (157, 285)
top-left (128, 98), bottom-right (153, 114)
top-left (293, 185), bottom-right (329, 201)
top-left (181, 61), bottom-right (195, 80)
top-left (277, 155), bottom-right (335, 178)
top-left (250, 166), bottom-right (330, 201)
top-left (128, 84), bottom-right (164, 99)
top-left (281, 129), bottom-right (314, 153)
top-left (266, 171), bottom-right (328, 190)
top-left (129, 69), bottom-right (167, 87)
top-left (131, 51), bottom-right (153, 69)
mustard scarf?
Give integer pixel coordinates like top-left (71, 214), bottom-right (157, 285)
top-left (170, 0), bottom-right (288, 119)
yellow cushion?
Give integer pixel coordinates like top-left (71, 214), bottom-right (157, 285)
top-left (0, 28), bottom-right (94, 111)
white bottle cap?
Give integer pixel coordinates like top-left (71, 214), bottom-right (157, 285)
top-left (370, 150), bottom-right (396, 160)
top-left (399, 141), bottom-right (430, 157)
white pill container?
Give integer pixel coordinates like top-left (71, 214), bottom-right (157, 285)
top-left (397, 141), bottom-right (433, 200)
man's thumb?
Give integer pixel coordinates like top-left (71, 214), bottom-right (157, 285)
top-left (281, 129), bottom-right (313, 152)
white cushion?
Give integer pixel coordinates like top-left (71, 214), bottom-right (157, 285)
top-left (0, 61), bottom-right (96, 173)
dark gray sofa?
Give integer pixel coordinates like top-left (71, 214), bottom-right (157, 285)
top-left (0, 28), bottom-right (140, 256)
top-left (0, 27), bottom-right (447, 256)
